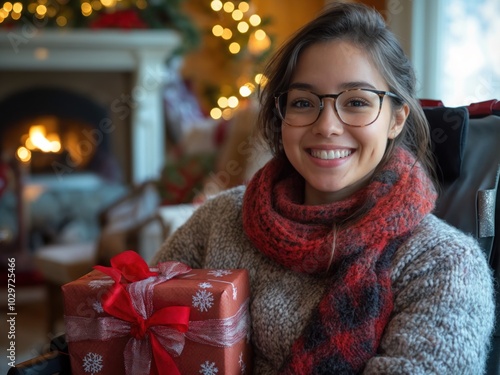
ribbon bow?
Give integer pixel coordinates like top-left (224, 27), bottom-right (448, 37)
top-left (93, 251), bottom-right (192, 375)
top-left (94, 250), bottom-right (160, 283)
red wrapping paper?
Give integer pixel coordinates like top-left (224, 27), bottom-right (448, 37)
top-left (62, 251), bottom-right (252, 375)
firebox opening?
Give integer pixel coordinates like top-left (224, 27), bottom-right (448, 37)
top-left (6, 115), bottom-right (97, 174)
top-left (0, 86), bottom-right (122, 182)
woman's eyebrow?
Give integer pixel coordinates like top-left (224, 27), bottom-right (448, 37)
top-left (287, 81), bottom-right (379, 91)
top-left (339, 81), bottom-right (378, 90)
top-left (288, 82), bottom-right (315, 90)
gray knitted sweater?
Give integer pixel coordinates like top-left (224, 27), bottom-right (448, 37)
top-left (153, 187), bottom-right (495, 374)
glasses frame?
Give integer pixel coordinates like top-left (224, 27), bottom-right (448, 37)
top-left (274, 88), bottom-right (401, 127)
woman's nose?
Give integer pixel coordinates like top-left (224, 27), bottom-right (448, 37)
top-left (311, 101), bottom-right (344, 137)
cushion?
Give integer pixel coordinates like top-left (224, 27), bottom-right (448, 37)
top-left (424, 106), bottom-right (469, 184)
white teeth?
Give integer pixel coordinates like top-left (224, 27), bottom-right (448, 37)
top-left (311, 149), bottom-right (351, 160)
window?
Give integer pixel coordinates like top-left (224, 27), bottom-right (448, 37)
top-left (389, 0), bottom-right (500, 106)
top-left (439, 0), bottom-right (500, 106)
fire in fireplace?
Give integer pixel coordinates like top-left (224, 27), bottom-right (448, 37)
top-left (0, 86), bottom-right (122, 182)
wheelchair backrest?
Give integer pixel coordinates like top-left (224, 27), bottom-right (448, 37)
top-left (424, 99), bottom-right (500, 375)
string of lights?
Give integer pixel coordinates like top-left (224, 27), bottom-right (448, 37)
top-left (206, 0), bottom-right (271, 120)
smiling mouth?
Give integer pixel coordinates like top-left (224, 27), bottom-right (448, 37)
top-left (309, 149), bottom-right (352, 160)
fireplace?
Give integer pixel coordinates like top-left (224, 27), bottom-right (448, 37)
top-left (0, 29), bottom-right (180, 253)
top-left (0, 29), bottom-right (181, 184)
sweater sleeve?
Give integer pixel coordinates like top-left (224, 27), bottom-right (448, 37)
top-left (363, 218), bottom-right (495, 375)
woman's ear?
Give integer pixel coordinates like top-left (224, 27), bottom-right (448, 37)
top-left (389, 103), bottom-right (410, 139)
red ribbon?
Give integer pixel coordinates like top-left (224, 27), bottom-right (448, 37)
top-left (94, 250), bottom-right (157, 283)
top-left (102, 282), bottom-right (189, 375)
top-left (93, 251), bottom-right (191, 375)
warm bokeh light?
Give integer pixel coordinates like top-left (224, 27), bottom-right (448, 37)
top-left (229, 42), bottom-right (240, 54)
top-left (222, 108), bottom-right (233, 120)
top-left (254, 29), bottom-right (266, 41)
top-left (217, 96), bottom-right (229, 108)
top-left (212, 24), bottom-right (223, 37)
top-left (35, 4), bottom-right (47, 16)
top-left (227, 96), bottom-right (239, 108)
top-left (239, 83), bottom-right (254, 97)
top-left (231, 9), bottom-right (243, 21)
top-left (56, 16), bottom-right (67, 26)
top-left (91, 0), bottom-right (103, 11)
top-left (210, 0), bottom-right (223, 11)
top-left (3, 2), bottom-right (13, 12)
top-left (16, 147), bottom-right (31, 163)
top-left (12, 1), bottom-right (22, 13)
top-left (100, 0), bottom-right (117, 7)
top-left (221, 28), bottom-right (232, 40)
top-left (223, 1), bottom-right (234, 13)
top-left (249, 14), bottom-right (261, 26)
top-left (238, 2), bottom-right (249, 12)
top-left (210, 107), bottom-right (222, 120)
top-left (237, 21), bottom-right (249, 33)
top-left (81, 2), bottom-right (92, 16)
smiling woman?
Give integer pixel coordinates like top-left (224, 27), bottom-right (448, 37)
top-left (153, 3), bottom-right (495, 374)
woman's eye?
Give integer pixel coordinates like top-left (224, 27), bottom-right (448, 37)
top-left (290, 99), bottom-right (313, 108)
top-left (346, 98), bottom-right (370, 107)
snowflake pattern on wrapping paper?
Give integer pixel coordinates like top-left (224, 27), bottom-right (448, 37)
top-left (199, 360), bottom-right (219, 375)
top-left (88, 279), bottom-right (114, 289)
top-left (239, 352), bottom-right (246, 374)
top-left (207, 270), bottom-right (232, 277)
top-left (198, 282), bottom-right (213, 289)
top-left (82, 352), bottom-right (103, 374)
top-left (92, 301), bottom-right (104, 313)
top-left (192, 290), bottom-right (214, 312)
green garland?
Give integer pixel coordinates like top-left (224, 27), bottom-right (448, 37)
top-left (0, 0), bottom-right (200, 53)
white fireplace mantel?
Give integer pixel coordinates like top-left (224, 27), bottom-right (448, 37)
top-left (0, 29), bottom-right (181, 184)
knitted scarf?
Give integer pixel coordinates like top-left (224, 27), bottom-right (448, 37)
top-left (242, 147), bottom-right (437, 374)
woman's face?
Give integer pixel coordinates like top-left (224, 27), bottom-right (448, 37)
top-left (281, 40), bottom-right (408, 205)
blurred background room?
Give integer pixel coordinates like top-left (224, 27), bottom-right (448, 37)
top-left (0, 0), bottom-right (499, 372)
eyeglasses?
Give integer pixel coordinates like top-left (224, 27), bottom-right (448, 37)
top-left (274, 88), bottom-right (401, 127)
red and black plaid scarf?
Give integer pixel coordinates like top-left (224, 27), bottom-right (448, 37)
top-left (242, 147), bottom-right (436, 374)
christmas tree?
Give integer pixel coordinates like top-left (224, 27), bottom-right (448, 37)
top-left (182, 0), bottom-right (273, 119)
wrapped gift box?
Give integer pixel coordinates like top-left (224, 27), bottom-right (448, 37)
top-left (62, 251), bottom-right (251, 375)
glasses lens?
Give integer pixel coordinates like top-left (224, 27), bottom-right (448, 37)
top-left (277, 89), bottom-right (321, 127)
top-left (336, 89), bottom-right (381, 127)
